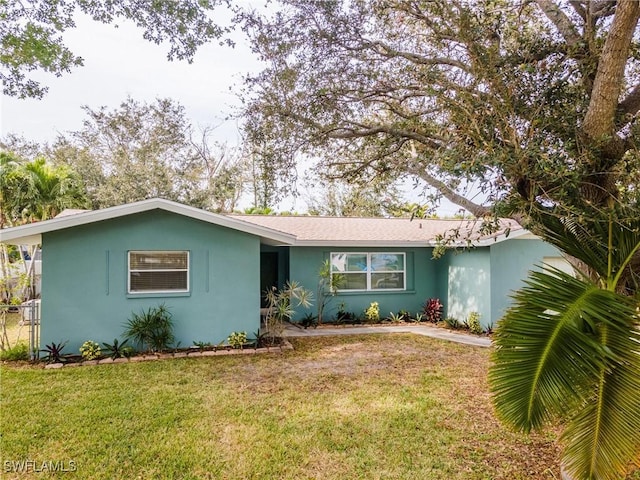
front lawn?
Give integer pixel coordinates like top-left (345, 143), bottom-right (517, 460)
top-left (0, 334), bottom-right (626, 479)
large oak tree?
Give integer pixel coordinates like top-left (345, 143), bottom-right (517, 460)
top-left (240, 0), bottom-right (640, 221)
top-left (239, 2), bottom-right (640, 479)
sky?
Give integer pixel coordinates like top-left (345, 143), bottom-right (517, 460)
top-left (0, 9), bottom-right (255, 147)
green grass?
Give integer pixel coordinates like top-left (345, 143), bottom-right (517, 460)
top-left (1, 334), bottom-right (637, 479)
top-left (1, 311), bottom-right (30, 348)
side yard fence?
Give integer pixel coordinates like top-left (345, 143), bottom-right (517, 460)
top-left (0, 302), bottom-right (40, 360)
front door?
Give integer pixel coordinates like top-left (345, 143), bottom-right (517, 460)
top-left (260, 252), bottom-right (279, 308)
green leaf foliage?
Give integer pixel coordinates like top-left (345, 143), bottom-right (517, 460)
top-left (491, 211), bottom-right (640, 480)
top-left (1, 0), bottom-right (228, 99)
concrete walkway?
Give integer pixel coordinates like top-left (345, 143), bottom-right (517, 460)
top-left (284, 323), bottom-right (492, 348)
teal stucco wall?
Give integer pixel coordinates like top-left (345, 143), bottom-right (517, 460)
top-left (489, 237), bottom-right (562, 324)
top-left (438, 237), bottom-right (563, 328)
top-left (287, 246), bottom-right (438, 321)
top-left (439, 249), bottom-right (491, 326)
top-left (40, 210), bottom-right (261, 352)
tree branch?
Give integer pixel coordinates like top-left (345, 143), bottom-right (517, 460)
top-left (413, 168), bottom-right (491, 218)
top-left (569, 1), bottom-right (587, 20)
top-left (364, 39), bottom-right (469, 72)
top-left (590, 0), bottom-right (617, 19)
top-left (324, 123), bottom-right (444, 150)
top-left (618, 83), bottom-right (640, 117)
top-left (536, 0), bottom-right (583, 48)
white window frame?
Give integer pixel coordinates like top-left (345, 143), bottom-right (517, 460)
top-left (128, 250), bottom-right (190, 294)
top-left (330, 252), bottom-right (406, 292)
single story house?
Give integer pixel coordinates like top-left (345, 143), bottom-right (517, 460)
top-left (0, 198), bottom-right (567, 352)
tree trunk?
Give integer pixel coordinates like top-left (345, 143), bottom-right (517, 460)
top-left (582, 0), bottom-right (640, 142)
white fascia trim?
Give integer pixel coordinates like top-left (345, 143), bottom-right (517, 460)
top-left (473, 228), bottom-right (532, 247)
top-left (292, 240), bottom-right (435, 248)
top-left (0, 198), bottom-right (296, 245)
top-left (292, 230), bottom-right (531, 248)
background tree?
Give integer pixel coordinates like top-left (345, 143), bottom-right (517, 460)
top-left (0, 152), bottom-right (88, 300)
top-left (304, 175), bottom-right (407, 217)
top-left (0, 153), bottom-right (87, 226)
top-left (1, 0), bottom-right (228, 99)
top-left (47, 97), bottom-right (246, 211)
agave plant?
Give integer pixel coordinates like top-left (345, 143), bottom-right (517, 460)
top-left (490, 211), bottom-right (640, 480)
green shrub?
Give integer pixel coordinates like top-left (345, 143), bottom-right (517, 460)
top-left (227, 331), bottom-right (247, 349)
top-left (444, 317), bottom-right (461, 329)
top-left (123, 304), bottom-right (175, 352)
top-left (80, 340), bottom-right (102, 360)
top-left (300, 312), bottom-right (318, 328)
top-left (466, 312), bottom-right (483, 335)
top-left (364, 302), bottom-right (380, 323)
top-left (101, 338), bottom-right (131, 359)
top-left (0, 343), bottom-right (29, 361)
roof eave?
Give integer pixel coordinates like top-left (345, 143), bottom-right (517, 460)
top-left (0, 198), bottom-right (296, 246)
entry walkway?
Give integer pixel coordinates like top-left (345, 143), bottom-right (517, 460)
top-left (284, 323), bottom-right (492, 348)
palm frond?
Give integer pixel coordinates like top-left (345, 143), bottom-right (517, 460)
top-left (490, 268), bottom-right (637, 433)
top-left (538, 213), bottom-right (640, 287)
top-left (560, 322), bottom-right (640, 480)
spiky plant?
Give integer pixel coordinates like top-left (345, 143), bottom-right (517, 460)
top-left (490, 211), bottom-right (640, 480)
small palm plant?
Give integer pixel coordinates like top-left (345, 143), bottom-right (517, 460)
top-left (123, 304), bottom-right (175, 353)
top-left (263, 281), bottom-right (313, 345)
top-left (490, 210), bottom-right (640, 480)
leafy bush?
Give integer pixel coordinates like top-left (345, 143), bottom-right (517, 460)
top-left (387, 312), bottom-right (403, 323)
top-left (192, 340), bottom-right (213, 352)
top-left (123, 304), bottom-right (175, 352)
top-left (300, 312), bottom-right (318, 329)
top-left (227, 331), bottom-right (247, 349)
top-left (444, 317), bottom-right (461, 329)
top-left (0, 342), bottom-right (29, 361)
top-left (466, 312), bottom-right (483, 335)
top-left (423, 298), bottom-right (443, 323)
top-left (79, 340), bottom-right (102, 360)
top-left (335, 303), bottom-right (357, 324)
top-left (364, 302), bottom-right (380, 323)
top-left (40, 341), bottom-right (67, 363)
top-left (102, 338), bottom-right (131, 359)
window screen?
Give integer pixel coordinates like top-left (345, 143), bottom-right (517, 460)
top-left (128, 251), bottom-right (189, 293)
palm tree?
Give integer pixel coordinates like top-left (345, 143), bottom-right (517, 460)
top-left (0, 151), bottom-right (27, 229)
top-left (21, 157), bottom-right (88, 222)
top-left (0, 154), bottom-right (88, 301)
top-left (489, 210), bottom-right (640, 480)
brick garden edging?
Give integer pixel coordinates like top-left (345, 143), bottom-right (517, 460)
top-left (44, 341), bottom-right (294, 369)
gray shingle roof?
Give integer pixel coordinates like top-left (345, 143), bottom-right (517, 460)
top-left (234, 215), bottom-right (523, 247)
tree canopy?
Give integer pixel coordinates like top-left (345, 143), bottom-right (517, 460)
top-left (0, 151), bottom-right (88, 228)
top-left (240, 0), bottom-right (640, 223)
top-left (42, 97), bottom-right (245, 212)
top-left (1, 0), bottom-right (227, 99)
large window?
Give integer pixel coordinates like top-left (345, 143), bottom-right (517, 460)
top-left (128, 251), bottom-right (189, 294)
top-left (330, 252), bottom-right (405, 291)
